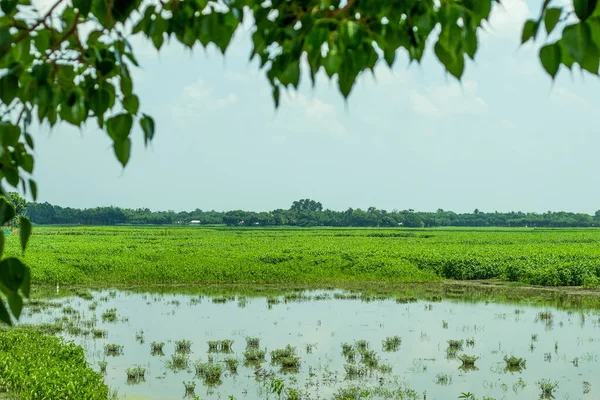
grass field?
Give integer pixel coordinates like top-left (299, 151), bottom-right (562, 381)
top-left (8, 226), bottom-right (600, 287)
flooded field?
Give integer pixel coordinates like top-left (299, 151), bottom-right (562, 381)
top-left (20, 287), bottom-right (600, 399)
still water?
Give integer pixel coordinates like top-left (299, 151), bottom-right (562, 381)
top-left (21, 288), bottom-right (600, 399)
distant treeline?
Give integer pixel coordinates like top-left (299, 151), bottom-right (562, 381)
top-left (23, 198), bottom-right (600, 228)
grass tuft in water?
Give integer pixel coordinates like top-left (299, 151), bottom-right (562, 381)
top-left (104, 344), bottom-right (123, 357)
top-left (125, 366), bottom-right (146, 383)
top-left (167, 353), bottom-right (189, 372)
top-left (504, 355), bottom-right (526, 372)
top-left (537, 379), bottom-right (558, 398)
top-left (382, 336), bottom-right (402, 352)
top-left (101, 309), bottom-right (118, 323)
top-left (224, 357), bottom-right (239, 374)
top-left (175, 340), bottom-right (192, 354)
top-left (195, 362), bottom-right (223, 385)
top-left (244, 348), bottom-right (266, 365)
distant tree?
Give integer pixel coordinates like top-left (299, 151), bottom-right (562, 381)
top-left (290, 199), bottom-right (323, 213)
top-left (7, 192), bottom-right (27, 217)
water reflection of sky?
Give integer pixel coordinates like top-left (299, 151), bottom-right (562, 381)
top-left (21, 290), bottom-right (600, 400)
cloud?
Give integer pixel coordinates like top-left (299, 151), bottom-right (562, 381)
top-left (411, 80), bottom-right (487, 119)
top-left (169, 80), bottom-right (239, 129)
top-left (282, 93), bottom-right (346, 138)
top-left (550, 86), bottom-right (590, 109)
top-left (485, 0), bottom-right (532, 38)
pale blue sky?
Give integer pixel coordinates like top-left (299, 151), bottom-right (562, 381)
top-left (31, 0), bottom-right (600, 213)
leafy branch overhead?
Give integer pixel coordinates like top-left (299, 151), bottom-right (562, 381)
top-left (0, 0), bottom-right (598, 325)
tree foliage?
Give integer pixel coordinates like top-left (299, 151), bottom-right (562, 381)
top-left (25, 199), bottom-right (600, 228)
top-left (1, 0), bottom-right (599, 325)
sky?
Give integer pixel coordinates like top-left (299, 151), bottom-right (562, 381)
top-left (30, 0), bottom-right (600, 213)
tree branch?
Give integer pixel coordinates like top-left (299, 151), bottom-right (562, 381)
top-left (0, 0), bottom-right (64, 57)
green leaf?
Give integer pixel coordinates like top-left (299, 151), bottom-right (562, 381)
top-left (19, 216), bottom-right (31, 253)
top-left (0, 75), bottom-right (19, 104)
top-left (279, 61), bottom-right (300, 88)
top-left (562, 22), bottom-right (594, 62)
top-left (340, 21), bottom-right (362, 47)
top-left (521, 20), bottom-right (538, 43)
top-left (113, 138), bottom-right (131, 167)
top-left (73, 0), bottom-right (92, 16)
top-left (0, 122), bottom-right (20, 146)
top-left (6, 292), bottom-right (23, 319)
top-left (34, 30), bottom-right (51, 53)
top-left (0, 258), bottom-right (28, 295)
top-left (272, 85), bottom-right (280, 108)
top-left (0, 0), bottom-right (18, 14)
top-left (574, 0), bottom-right (598, 21)
top-left (0, 27), bottom-right (12, 51)
top-left (544, 8), bottom-right (562, 34)
top-left (29, 179), bottom-right (37, 201)
top-left (323, 50), bottom-right (342, 77)
top-left (464, 28), bottom-right (478, 59)
top-left (0, 227), bottom-right (4, 258)
top-left (539, 43), bottom-right (562, 78)
top-left (434, 41), bottom-right (464, 79)
top-left (0, 300), bottom-right (11, 326)
top-left (24, 132), bottom-right (34, 149)
top-left (0, 198), bottom-right (16, 226)
top-left (89, 88), bottom-right (111, 117)
top-left (106, 113), bottom-right (133, 142)
top-left (123, 95), bottom-right (139, 115)
top-left (140, 114), bottom-right (155, 146)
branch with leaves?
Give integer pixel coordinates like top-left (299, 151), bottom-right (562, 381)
top-left (0, 0), bottom-right (599, 325)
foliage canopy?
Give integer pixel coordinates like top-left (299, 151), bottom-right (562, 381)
top-left (1, 0), bottom-right (599, 324)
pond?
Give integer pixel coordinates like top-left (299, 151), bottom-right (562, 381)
top-left (20, 287), bottom-right (600, 399)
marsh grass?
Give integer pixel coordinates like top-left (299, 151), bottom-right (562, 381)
top-left (537, 379), bottom-right (558, 398)
top-left (458, 354), bottom-right (478, 371)
top-left (208, 339), bottom-right (233, 353)
top-left (151, 341), bottom-right (165, 356)
top-left (175, 340), bottom-right (192, 354)
top-left (92, 329), bottom-right (107, 339)
top-left (183, 380), bottom-right (196, 396)
top-left (98, 361), bottom-right (107, 374)
top-left (168, 353), bottom-right (190, 371)
top-left (504, 355), bottom-right (526, 372)
top-left (246, 337), bottom-right (260, 348)
top-left (382, 336), bottom-right (402, 352)
top-left (270, 345), bottom-right (301, 372)
top-left (436, 373), bottom-right (452, 385)
top-left (224, 357), bottom-right (239, 374)
top-left (104, 344), bottom-right (123, 357)
top-left (195, 362), bottom-right (223, 385)
top-left (126, 366), bottom-right (146, 383)
top-left (101, 309), bottom-right (118, 323)
top-left (244, 348), bottom-right (266, 365)
top-left (344, 364), bottom-right (368, 379)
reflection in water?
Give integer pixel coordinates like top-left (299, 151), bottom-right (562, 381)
top-left (20, 287), bottom-right (600, 399)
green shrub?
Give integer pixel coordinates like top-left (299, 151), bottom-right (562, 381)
top-left (0, 328), bottom-right (108, 399)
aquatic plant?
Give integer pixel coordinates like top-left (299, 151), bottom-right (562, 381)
top-left (101, 309), bottom-right (118, 323)
top-left (382, 336), bottom-right (402, 352)
top-left (195, 362), bottom-right (223, 385)
top-left (458, 354), bottom-right (478, 370)
top-left (246, 337), bottom-right (260, 348)
top-left (183, 380), bottom-right (196, 396)
top-left (125, 366), bottom-right (146, 383)
top-left (175, 340), bottom-right (192, 353)
top-left (244, 348), bottom-right (266, 364)
top-left (104, 344), bottom-right (123, 356)
top-left (537, 379), bottom-right (558, 398)
top-left (504, 355), bottom-right (526, 371)
top-left (168, 353), bottom-right (189, 371)
top-left (224, 357), bottom-right (239, 374)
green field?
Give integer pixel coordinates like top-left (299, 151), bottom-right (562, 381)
top-left (9, 226), bottom-right (600, 287)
